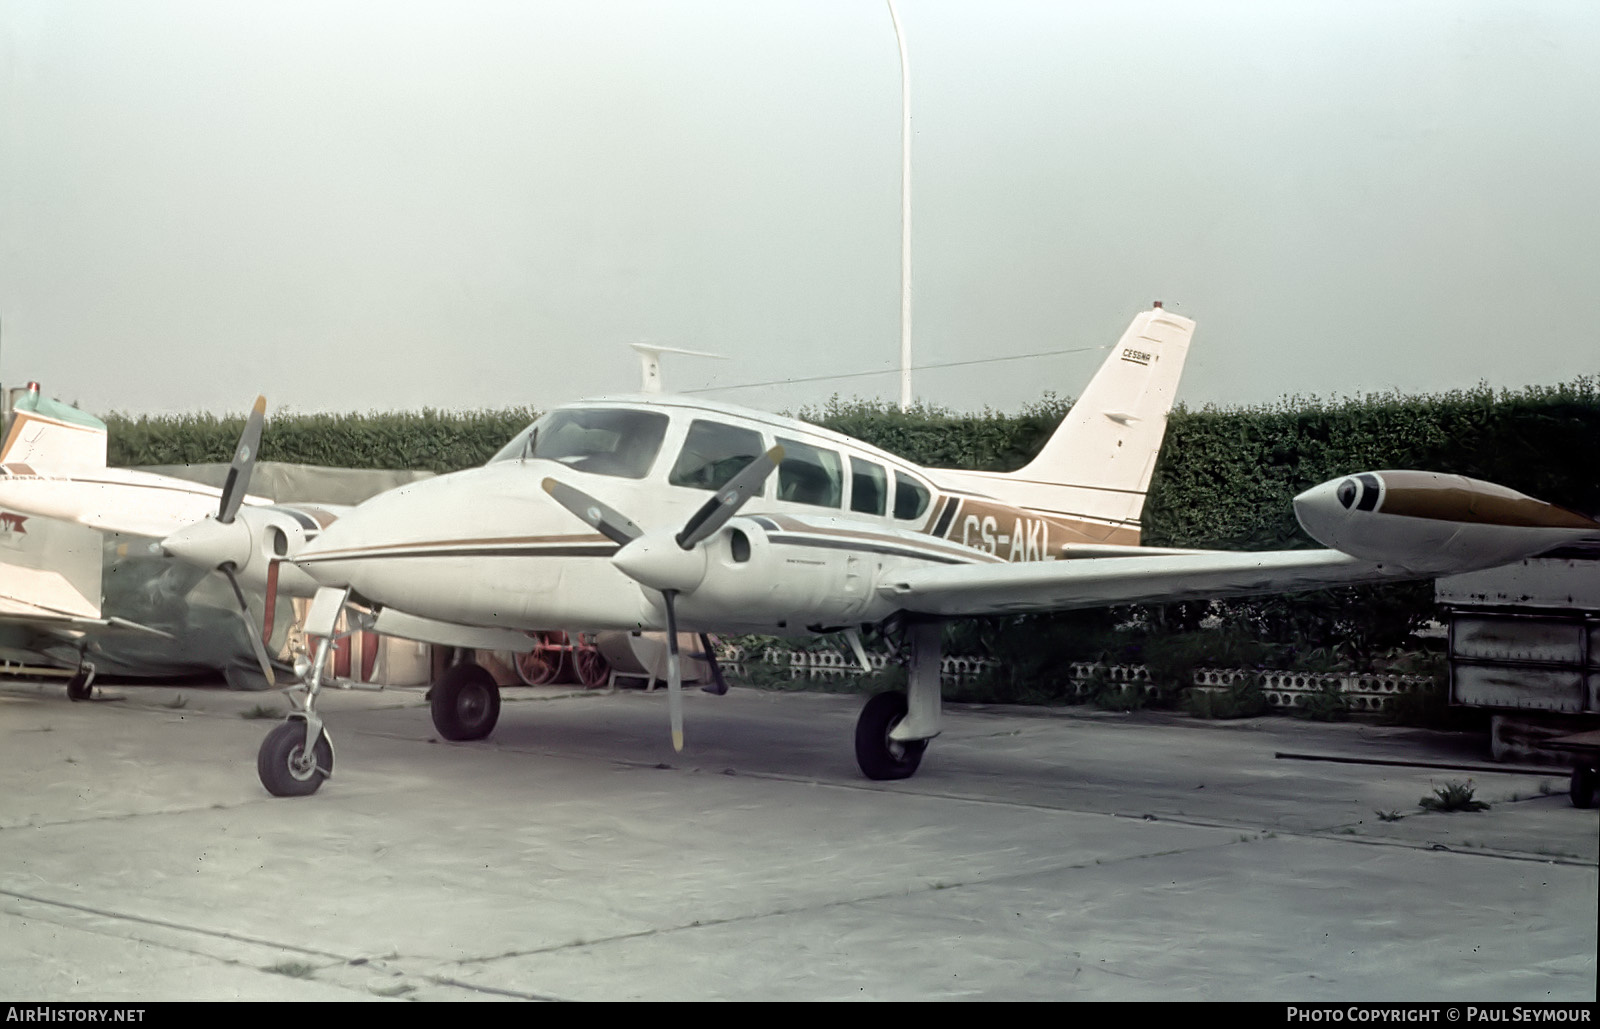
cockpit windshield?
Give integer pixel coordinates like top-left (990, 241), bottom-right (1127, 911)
top-left (489, 407), bottom-right (669, 479)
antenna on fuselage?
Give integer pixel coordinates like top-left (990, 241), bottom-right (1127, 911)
top-left (630, 343), bottom-right (724, 394)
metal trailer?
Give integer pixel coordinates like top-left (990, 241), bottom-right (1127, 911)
top-left (1436, 556), bottom-right (1600, 806)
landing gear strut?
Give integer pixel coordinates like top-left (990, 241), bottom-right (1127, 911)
top-left (256, 587), bottom-right (349, 797)
top-left (65, 662), bottom-right (97, 702)
top-left (854, 619), bottom-right (942, 780)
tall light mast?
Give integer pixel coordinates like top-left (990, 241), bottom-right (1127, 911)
top-left (887, 0), bottom-right (912, 411)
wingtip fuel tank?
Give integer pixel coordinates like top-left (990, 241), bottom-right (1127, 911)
top-left (1294, 470), bottom-right (1600, 573)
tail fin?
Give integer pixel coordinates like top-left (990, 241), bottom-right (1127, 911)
top-left (1, 383), bottom-right (108, 468)
top-left (935, 305), bottom-right (1194, 538)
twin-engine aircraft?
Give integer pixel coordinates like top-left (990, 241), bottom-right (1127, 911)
top-left (260, 305), bottom-right (1597, 796)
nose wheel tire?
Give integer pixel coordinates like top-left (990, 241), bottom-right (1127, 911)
top-left (855, 691), bottom-right (927, 781)
top-left (258, 721), bottom-right (333, 797)
top-left (431, 662), bottom-right (502, 741)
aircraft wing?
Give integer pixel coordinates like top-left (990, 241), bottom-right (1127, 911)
top-left (877, 548), bottom-right (1417, 617)
top-left (0, 590), bottom-right (105, 627)
top-left (0, 466), bottom-right (270, 539)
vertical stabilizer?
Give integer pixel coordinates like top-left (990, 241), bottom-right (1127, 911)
top-left (0, 383), bottom-right (108, 468)
top-left (933, 305), bottom-right (1194, 540)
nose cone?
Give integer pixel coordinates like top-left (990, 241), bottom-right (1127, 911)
top-left (1293, 476), bottom-right (1363, 552)
top-left (612, 534), bottom-right (707, 593)
top-left (162, 516), bottom-right (251, 571)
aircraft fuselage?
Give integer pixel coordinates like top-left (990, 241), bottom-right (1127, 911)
top-left (293, 395), bottom-right (1099, 635)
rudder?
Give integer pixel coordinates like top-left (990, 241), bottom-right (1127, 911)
top-left (1, 383), bottom-right (108, 468)
top-left (933, 304), bottom-right (1194, 540)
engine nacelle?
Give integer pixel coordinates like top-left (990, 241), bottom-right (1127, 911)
top-left (674, 517), bottom-right (872, 631)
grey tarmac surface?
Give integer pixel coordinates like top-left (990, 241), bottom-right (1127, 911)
top-left (0, 675), bottom-right (1595, 1002)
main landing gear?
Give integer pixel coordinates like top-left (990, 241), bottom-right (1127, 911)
top-left (853, 620), bottom-right (943, 781)
top-left (430, 661), bottom-right (501, 741)
top-left (65, 661), bottom-right (97, 702)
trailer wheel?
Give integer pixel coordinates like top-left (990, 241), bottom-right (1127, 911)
top-left (515, 632), bottom-right (568, 685)
top-left (573, 635), bottom-right (610, 688)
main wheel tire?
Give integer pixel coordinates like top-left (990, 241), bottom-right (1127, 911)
top-left (1571, 765), bottom-right (1598, 809)
top-left (515, 632), bottom-right (568, 686)
top-left (431, 662), bottom-right (502, 741)
top-left (854, 691), bottom-right (927, 781)
top-left (66, 673), bottom-right (92, 702)
top-left (257, 721), bottom-right (332, 798)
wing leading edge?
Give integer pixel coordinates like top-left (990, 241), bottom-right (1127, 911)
top-left (878, 548), bottom-right (1412, 617)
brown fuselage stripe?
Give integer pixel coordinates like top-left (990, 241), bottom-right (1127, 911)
top-left (935, 497), bottom-right (1141, 551)
top-left (1376, 472), bottom-right (1599, 530)
top-left (752, 514), bottom-right (1003, 563)
top-left (298, 543), bottom-right (621, 563)
top-left (300, 532), bottom-right (615, 561)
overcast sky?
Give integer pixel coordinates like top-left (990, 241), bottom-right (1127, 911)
top-left (2, 1), bottom-right (1597, 420)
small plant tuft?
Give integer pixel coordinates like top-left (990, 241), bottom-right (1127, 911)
top-left (264, 961), bottom-right (317, 979)
top-left (371, 982), bottom-right (416, 997)
top-left (1419, 779), bottom-right (1490, 812)
top-left (1375, 809), bottom-right (1405, 822)
top-left (240, 704), bottom-right (281, 720)
top-left (1186, 679), bottom-right (1267, 719)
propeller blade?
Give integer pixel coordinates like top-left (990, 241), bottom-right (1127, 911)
top-left (675, 445), bottom-right (784, 550)
top-left (220, 564), bottom-right (276, 689)
top-left (664, 590), bottom-right (683, 752)
top-left (542, 478), bottom-right (644, 547)
top-left (218, 396), bottom-right (266, 525)
top-left (698, 632), bottom-right (728, 695)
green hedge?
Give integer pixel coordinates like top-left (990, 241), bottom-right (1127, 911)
top-left (106, 407), bottom-right (539, 473)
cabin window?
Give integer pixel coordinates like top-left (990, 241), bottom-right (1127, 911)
top-left (775, 437), bottom-right (843, 508)
top-left (893, 471), bottom-right (931, 521)
top-left (488, 408), bottom-right (668, 479)
top-left (669, 420), bottom-right (765, 492)
top-left (850, 458), bottom-right (887, 516)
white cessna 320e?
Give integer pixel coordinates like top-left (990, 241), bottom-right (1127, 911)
top-left (247, 304), bottom-right (1598, 797)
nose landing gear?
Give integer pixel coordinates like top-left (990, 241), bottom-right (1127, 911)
top-left (255, 586), bottom-right (354, 798)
